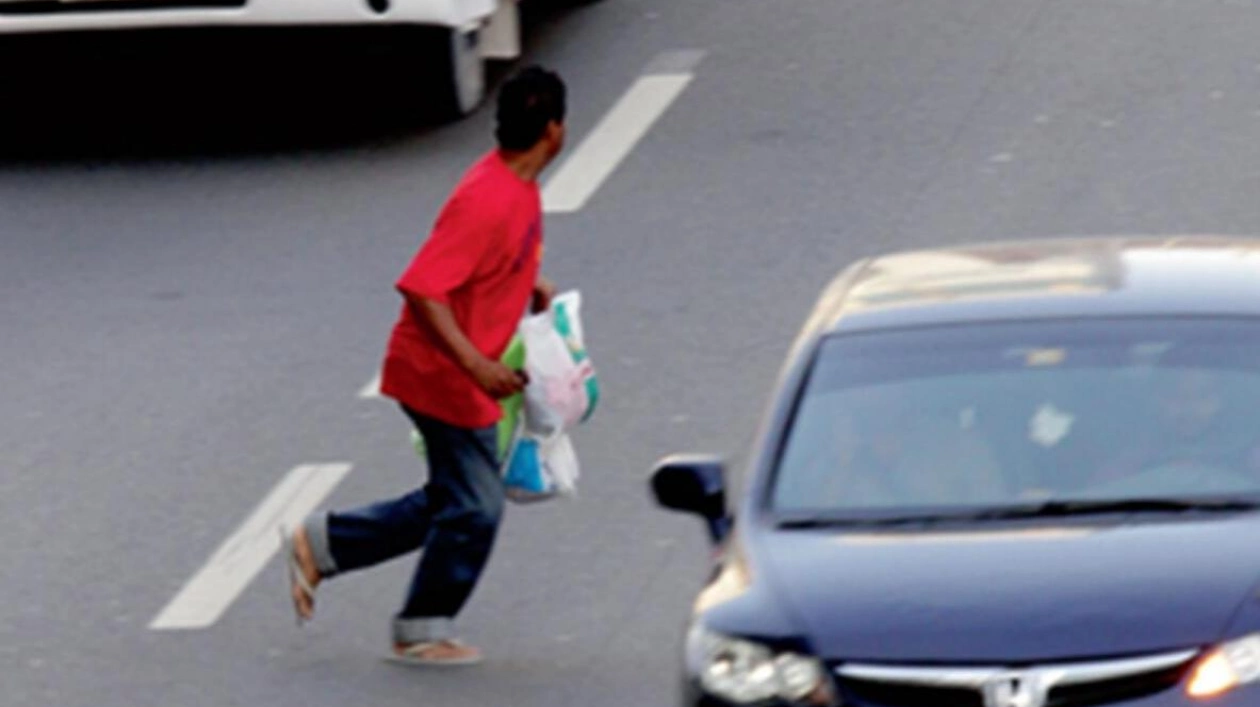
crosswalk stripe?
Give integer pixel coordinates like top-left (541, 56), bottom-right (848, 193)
top-left (148, 463), bottom-right (352, 631)
top-left (542, 49), bottom-right (706, 214)
top-left (358, 372), bottom-right (382, 399)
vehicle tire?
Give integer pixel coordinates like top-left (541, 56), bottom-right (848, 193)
top-left (533, 0), bottom-right (605, 7)
top-left (421, 25), bottom-right (486, 122)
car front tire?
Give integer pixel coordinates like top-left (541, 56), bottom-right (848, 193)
top-left (415, 25), bottom-right (486, 122)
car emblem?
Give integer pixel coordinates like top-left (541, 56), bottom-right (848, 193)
top-left (984, 671), bottom-right (1049, 707)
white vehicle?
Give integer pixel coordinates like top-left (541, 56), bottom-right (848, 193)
top-left (0, 0), bottom-right (532, 120)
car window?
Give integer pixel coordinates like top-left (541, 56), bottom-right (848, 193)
top-left (772, 318), bottom-right (1260, 513)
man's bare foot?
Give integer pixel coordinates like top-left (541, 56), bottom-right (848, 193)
top-left (287, 526), bottom-right (322, 621)
top-left (392, 640), bottom-right (484, 666)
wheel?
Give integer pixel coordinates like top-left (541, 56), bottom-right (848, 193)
top-left (426, 25), bottom-right (486, 122)
top-left (532, 0), bottom-right (605, 7)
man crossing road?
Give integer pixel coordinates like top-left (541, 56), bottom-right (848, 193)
top-left (282, 66), bottom-right (568, 666)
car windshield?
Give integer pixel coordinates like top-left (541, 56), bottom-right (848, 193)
top-left (771, 317), bottom-right (1260, 517)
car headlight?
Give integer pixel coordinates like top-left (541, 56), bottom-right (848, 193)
top-left (687, 624), bottom-right (835, 705)
top-left (1188, 633), bottom-right (1260, 698)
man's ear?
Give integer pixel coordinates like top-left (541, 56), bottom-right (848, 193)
top-left (546, 120), bottom-right (566, 145)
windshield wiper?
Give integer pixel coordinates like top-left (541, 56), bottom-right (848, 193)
top-left (777, 498), bottom-right (1258, 529)
top-left (777, 515), bottom-right (971, 529)
top-left (972, 497), bottom-right (1260, 520)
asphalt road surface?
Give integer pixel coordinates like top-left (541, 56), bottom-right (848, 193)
top-left (6, 0), bottom-right (1260, 705)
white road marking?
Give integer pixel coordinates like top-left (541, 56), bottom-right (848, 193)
top-left (542, 50), bottom-right (706, 214)
top-left (149, 463), bottom-right (353, 631)
top-left (358, 372), bottom-right (382, 399)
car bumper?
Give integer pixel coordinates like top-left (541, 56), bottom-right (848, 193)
top-left (682, 678), bottom-right (1260, 707)
top-left (0, 0), bottom-right (493, 34)
top-left (0, 23), bottom-right (450, 66)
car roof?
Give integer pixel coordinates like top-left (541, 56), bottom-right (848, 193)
top-left (820, 235), bottom-right (1260, 335)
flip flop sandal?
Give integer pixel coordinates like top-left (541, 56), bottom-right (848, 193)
top-left (279, 526), bottom-right (316, 626)
top-left (385, 640), bottom-right (484, 667)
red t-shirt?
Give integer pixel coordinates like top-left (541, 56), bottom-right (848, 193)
top-left (380, 151), bottom-right (543, 429)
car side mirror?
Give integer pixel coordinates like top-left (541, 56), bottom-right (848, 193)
top-left (650, 454), bottom-right (732, 545)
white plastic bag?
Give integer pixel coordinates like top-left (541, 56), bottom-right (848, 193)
top-left (519, 290), bottom-right (599, 436)
top-left (495, 290), bottom-right (596, 504)
top-left (500, 426), bottom-right (580, 503)
top-left (540, 432), bottom-right (580, 496)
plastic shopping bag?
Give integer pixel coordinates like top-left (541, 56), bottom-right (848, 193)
top-left (542, 433), bottom-right (580, 494)
top-left (500, 426), bottom-right (580, 503)
top-left (519, 290), bottom-right (600, 436)
top-left (410, 291), bottom-right (596, 505)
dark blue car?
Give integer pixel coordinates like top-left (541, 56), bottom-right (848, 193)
top-left (651, 236), bottom-right (1260, 707)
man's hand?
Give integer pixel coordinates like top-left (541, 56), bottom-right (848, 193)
top-left (411, 297), bottom-right (528, 399)
top-left (531, 275), bottom-right (557, 314)
top-left (470, 357), bottom-right (528, 399)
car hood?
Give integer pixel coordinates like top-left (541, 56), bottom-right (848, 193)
top-left (756, 513), bottom-right (1260, 663)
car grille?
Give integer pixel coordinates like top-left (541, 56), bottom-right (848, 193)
top-left (843, 678), bottom-right (984, 707)
top-left (1046, 661), bottom-right (1188, 707)
top-left (835, 649), bottom-right (1198, 707)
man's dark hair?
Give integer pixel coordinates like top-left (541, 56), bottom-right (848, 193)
top-left (495, 65), bottom-right (567, 151)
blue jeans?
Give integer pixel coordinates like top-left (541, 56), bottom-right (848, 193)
top-left (304, 406), bottom-right (505, 645)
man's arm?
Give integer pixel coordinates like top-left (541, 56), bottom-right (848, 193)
top-left (410, 297), bottom-right (525, 399)
top-left (395, 190), bottom-right (527, 399)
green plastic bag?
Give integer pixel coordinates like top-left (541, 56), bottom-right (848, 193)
top-left (411, 335), bottom-right (526, 464)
